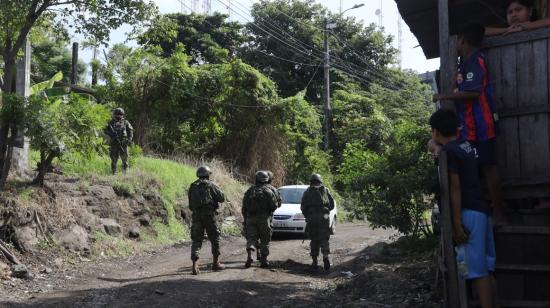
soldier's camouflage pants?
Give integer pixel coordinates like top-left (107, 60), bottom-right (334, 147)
top-left (245, 216), bottom-right (272, 257)
top-left (307, 216), bottom-right (331, 257)
top-left (110, 143), bottom-right (128, 173)
top-left (191, 212), bottom-right (221, 261)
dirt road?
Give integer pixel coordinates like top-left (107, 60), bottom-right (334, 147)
top-left (2, 223), bottom-right (397, 308)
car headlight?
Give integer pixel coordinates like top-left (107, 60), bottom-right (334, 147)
top-left (293, 213), bottom-right (305, 221)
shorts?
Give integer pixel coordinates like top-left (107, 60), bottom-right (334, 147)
top-left (459, 209), bottom-right (496, 280)
top-left (471, 139), bottom-right (496, 166)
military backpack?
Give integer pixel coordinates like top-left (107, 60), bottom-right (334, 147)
top-left (189, 180), bottom-right (215, 211)
top-left (304, 186), bottom-right (330, 208)
top-left (246, 185), bottom-right (275, 216)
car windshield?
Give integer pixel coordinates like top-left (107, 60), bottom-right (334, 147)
top-left (278, 187), bottom-right (306, 204)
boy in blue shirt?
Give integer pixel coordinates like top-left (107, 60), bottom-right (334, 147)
top-left (430, 109), bottom-right (498, 308)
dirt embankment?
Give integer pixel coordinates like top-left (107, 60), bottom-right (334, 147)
top-left (0, 170), bottom-right (243, 287)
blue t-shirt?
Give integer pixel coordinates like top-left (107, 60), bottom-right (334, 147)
top-left (443, 139), bottom-right (490, 215)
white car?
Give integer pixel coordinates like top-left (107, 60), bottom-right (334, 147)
top-left (271, 185), bottom-right (337, 234)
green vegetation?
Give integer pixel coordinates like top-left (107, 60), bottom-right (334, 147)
top-left (4, 0), bottom-right (436, 240)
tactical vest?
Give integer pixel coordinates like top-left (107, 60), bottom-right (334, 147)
top-left (111, 120), bottom-right (128, 141)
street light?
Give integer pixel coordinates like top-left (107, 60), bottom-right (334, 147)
top-left (341, 3), bottom-right (365, 15)
top-left (323, 3), bottom-right (364, 151)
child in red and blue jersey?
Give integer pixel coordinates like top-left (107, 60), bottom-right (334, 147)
top-left (433, 23), bottom-right (506, 226)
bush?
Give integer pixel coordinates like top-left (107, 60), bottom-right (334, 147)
top-left (25, 92), bottom-right (110, 185)
top-left (338, 121), bottom-right (437, 237)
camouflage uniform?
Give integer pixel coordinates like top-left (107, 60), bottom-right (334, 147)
top-left (104, 117), bottom-right (134, 174)
top-left (242, 184), bottom-right (278, 259)
top-left (301, 185), bottom-right (335, 258)
top-left (188, 178), bottom-right (225, 261)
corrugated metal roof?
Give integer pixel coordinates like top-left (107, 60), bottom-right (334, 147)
top-left (396, 0), bottom-right (507, 59)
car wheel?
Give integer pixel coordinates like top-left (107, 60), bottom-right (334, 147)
top-left (330, 220), bottom-right (336, 235)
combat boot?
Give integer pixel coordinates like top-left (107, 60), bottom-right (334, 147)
top-left (260, 256), bottom-right (270, 268)
top-left (192, 260), bottom-right (200, 275)
top-left (323, 256), bottom-right (331, 271)
top-left (311, 256), bottom-right (319, 271)
top-left (245, 250), bottom-right (253, 268)
top-left (212, 255), bottom-right (226, 271)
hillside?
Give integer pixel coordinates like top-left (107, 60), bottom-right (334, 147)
top-left (0, 153), bottom-right (247, 280)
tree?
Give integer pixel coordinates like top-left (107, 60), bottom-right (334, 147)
top-left (138, 13), bottom-right (245, 64)
top-left (337, 121), bottom-right (436, 237)
top-left (32, 37), bottom-right (87, 84)
top-left (240, 0), bottom-right (396, 103)
top-left (0, 0), bottom-right (156, 189)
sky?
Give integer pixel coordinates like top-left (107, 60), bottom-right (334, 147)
top-left (77, 0), bottom-right (440, 77)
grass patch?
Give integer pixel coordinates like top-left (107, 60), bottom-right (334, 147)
top-left (221, 222), bottom-right (241, 236)
top-left (92, 231), bottom-right (137, 258)
top-left (18, 187), bottom-right (35, 202)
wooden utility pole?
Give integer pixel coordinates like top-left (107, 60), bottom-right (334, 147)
top-left (72, 42), bottom-right (79, 85)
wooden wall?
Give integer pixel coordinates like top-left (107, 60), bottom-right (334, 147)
top-left (482, 27), bottom-right (550, 199)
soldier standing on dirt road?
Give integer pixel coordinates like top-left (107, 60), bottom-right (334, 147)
top-left (301, 174), bottom-right (335, 271)
top-left (188, 166), bottom-right (226, 275)
top-left (104, 108), bottom-right (134, 174)
top-left (242, 171), bottom-right (278, 268)
top-left (254, 170), bottom-right (281, 261)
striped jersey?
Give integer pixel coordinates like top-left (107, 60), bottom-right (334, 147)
top-left (456, 50), bottom-right (497, 141)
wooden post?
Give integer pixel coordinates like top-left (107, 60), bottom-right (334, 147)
top-left (72, 42), bottom-right (79, 85)
top-left (13, 38), bottom-right (31, 177)
top-left (438, 151), bottom-right (461, 308)
top-left (438, 0), bottom-right (457, 111)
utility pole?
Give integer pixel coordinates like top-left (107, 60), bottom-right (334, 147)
top-left (323, 4), bottom-right (363, 150)
top-left (323, 19), bottom-right (335, 150)
top-left (71, 42), bottom-right (78, 85)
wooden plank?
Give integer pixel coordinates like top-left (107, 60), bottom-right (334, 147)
top-left (496, 264), bottom-right (550, 272)
top-left (496, 226), bottom-right (550, 235)
top-left (482, 26), bottom-right (550, 49)
top-left (471, 300), bottom-right (550, 307)
top-left (499, 105), bottom-right (550, 118)
top-left (517, 40), bottom-right (550, 179)
top-left (497, 44), bottom-right (521, 181)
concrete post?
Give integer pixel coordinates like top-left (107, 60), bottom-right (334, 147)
top-left (13, 38), bottom-right (31, 178)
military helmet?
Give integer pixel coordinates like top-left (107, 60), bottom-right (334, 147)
top-left (196, 165), bottom-right (212, 178)
top-left (255, 171), bottom-right (269, 183)
top-left (114, 107), bottom-right (125, 116)
top-left (310, 173), bottom-right (323, 184)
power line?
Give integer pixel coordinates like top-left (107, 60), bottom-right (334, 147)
top-left (218, 0), bottom-right (400, 90)
top-left (184, 0), bottom-right (407, 94)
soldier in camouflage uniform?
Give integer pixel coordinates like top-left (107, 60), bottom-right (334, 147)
top-left (242, 171), bottom-right (278, 268)
top-left (188, 165), bottom-right (226, 275)
top-left (254, 170), bottom-right (281, 261)
top-left (301, 174), bottom-right (335, 271)
top-left (104, 108), bottom-right (134, 174)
